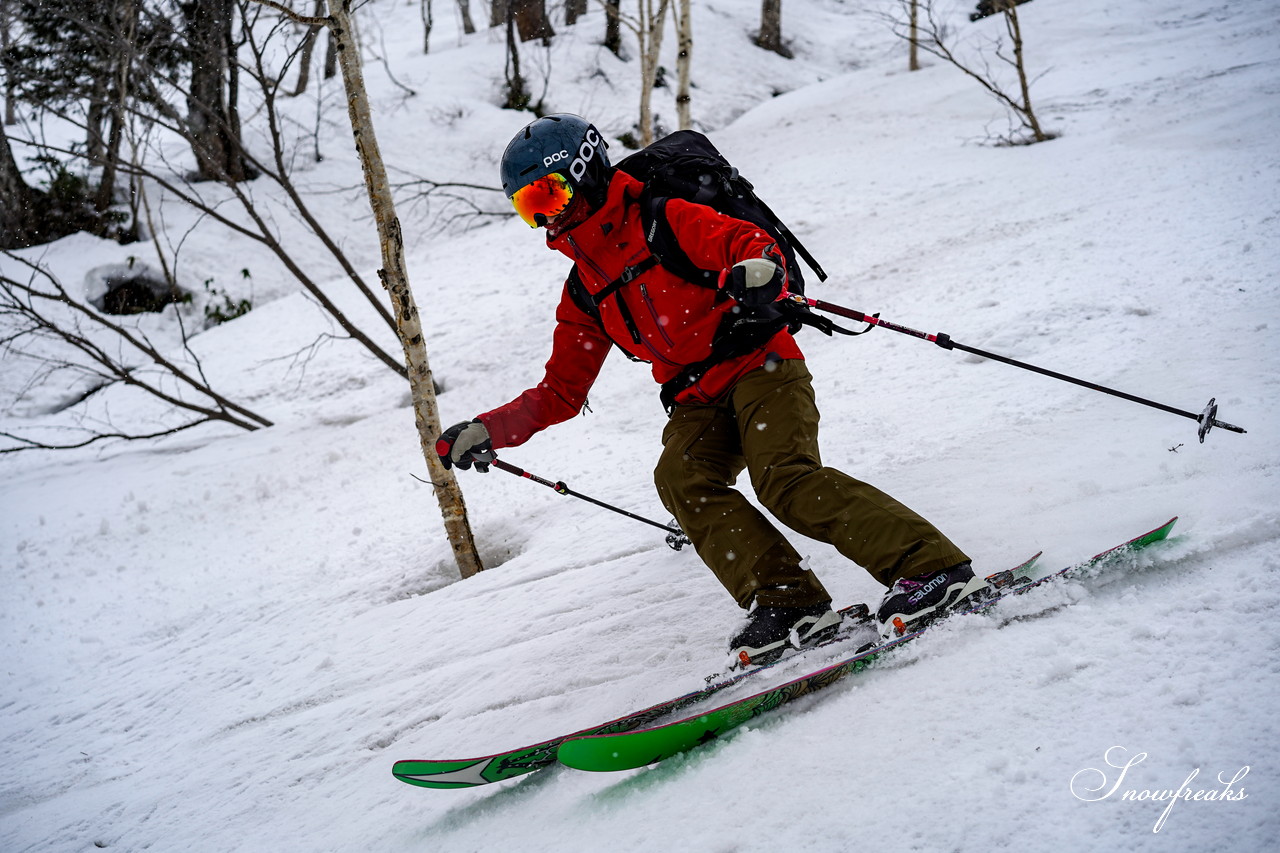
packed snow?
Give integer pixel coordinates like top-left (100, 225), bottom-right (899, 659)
top-left (2, 1), bottom-right (1278, 851)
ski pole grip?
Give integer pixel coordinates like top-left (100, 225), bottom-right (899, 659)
top-left (491, 458), bottom-right (523, 477)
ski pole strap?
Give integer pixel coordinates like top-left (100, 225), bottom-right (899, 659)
top-left (804, 297), bottom-right (940, 342)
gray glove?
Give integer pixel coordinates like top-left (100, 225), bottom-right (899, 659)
top-left (725, 258), bottom-right (786, 306)
top-left (435, 419), bottom-right (495, 472)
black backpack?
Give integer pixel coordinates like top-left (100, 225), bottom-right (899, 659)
top-left (566, 130), bottom-right (835, 410)
top-left (614, 129), bottom-right (827, 295)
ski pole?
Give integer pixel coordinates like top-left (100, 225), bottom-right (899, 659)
top-left (490, 457), bottom-right (692, 551)
top-left (787, 294), bottom-right (1247, 443)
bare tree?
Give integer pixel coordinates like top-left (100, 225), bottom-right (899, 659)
top-left (102, 7), bottom-right (409, 377)
top-left (611, 0), bottom-right (670, 147)
top-left (184, 0), bottom-right (253, 182)
top-left (0, 252), bottom-right (273, 453)
top-left (637, 0), bottom-right (670, 146)
top-left (672, 0), bottom-right (691, 129)
top-left (491, 0), bottom-right (554, 42)
top-left (892, 0), bottom-right (1051, 144)
top-left (0, 123), bottom-right (41, 248)
top-left (3, 1), bottom-right (454, 383)
top-left (756, 0), bottom-right (790, 59)
top-left (93, 0), bottom-right (138, 212)
top-left (602, 0), bottom-right (621, 56)
top-left (420, 0), bottom-right (432, 53)
top-left (455, 0), bottom-right (475, 34)
top-left (502, 2), bottom-right (532, 110)
top-left (251, 0), bottom-right (484, 579)
top-left (289, 0), bottom-right (325, 96)
top-left (1, 0), bottom-right (16, 125)
top-left (908, 0), bottom-right (920, 71)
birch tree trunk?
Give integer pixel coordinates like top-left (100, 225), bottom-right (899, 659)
top-left (324, 0), bottom-right (484, 578)
top-left (672, 0), bottom-right (691, 130)
top-left (637, 0), bottom-right (670, 147)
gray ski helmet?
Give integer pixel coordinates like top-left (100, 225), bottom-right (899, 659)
top-left (500, 114), bottom-right (610, 200)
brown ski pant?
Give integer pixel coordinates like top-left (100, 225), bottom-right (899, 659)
top-left (654, 359), bottom-right (971, 609)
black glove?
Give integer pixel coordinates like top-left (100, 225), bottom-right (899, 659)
top-left (435, 419), bottom-right (495, 472)
top-left (724, 258), bottom-right (786, 306)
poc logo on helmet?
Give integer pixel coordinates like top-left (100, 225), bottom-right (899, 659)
top-left (570, 128), bottom-right (602, 182)
top-left (543, 149), bottom-right (570, 168)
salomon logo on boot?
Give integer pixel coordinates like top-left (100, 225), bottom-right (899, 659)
top-left (875, 562), bottom-right (987, 640)
top-left (907, 573), bottom-right (950, 605)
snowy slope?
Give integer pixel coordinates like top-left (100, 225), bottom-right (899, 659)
top-left (2, 1), bottom-right (1278, 851)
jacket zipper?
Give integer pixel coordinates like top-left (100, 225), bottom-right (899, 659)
top-left (639, 283), bottom-right (676, 348)
top-left (568, 234), bottom-right (679, 367)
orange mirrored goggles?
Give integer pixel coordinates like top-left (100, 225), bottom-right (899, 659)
top-left (510, 173), bottom-right (574, 228)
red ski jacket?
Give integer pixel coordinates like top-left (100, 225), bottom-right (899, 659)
top-left (480, 169), bottom-right (804, 449)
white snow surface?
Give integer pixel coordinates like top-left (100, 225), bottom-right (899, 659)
top-left (2, 1), bottom-right (1279, 850)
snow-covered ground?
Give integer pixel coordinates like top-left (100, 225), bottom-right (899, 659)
top-left (2, 0), bottom-right (1278, 850)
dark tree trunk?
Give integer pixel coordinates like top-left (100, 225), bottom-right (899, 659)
top-left (291, 0), bottom-right (325, 96)
top-left (323, 25), bottom-right (337, 79)
top-left (86, 84), bottom-right (110, 163)
top-left (493, 0), bottom-right (553, 43)
top-left (0, 0), bottom-right (14, 125)
top-left (95, 106), bottom-right (125, 211)
top-left (513, 0), bottom-right (553, 44)
top-left (756, 0), bottom-right (791, 58)
top-left (0, 123), bottom-right (41, 249)
top-left (565, 0), bottom-right (587, 26)
top-left (456, 0), bottom-right (475, 34)
top-left (184, 0), bottom-right (248, 182)
top-left (603, 0), bottom-right (621, 56)
top-left (502, 4), bottom-right (529, 110)
top-left (96, 0), bottom-right (136, 212)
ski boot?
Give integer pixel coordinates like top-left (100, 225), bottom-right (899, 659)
top-left (875, 561), bottom-right (988, 641)
top-left (729, 602), bottom-right (843, 668)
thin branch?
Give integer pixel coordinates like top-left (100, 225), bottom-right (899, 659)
top-left (1, 253), bottom-right (274, 435)
top-left (246, 0), bottom-right (330, 28)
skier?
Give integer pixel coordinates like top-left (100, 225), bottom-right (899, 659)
top-left (436, 114), bottom-right (983, 664)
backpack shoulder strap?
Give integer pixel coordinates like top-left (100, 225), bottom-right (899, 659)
top-left (638, 191), bottom-right (721, 290)
top-left (564, 264), bottom-right (599, 320)
top-left (564, 262), bottom-right (651, 362)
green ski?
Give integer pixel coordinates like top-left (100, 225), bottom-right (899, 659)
top-left (391, 554), bottom-right (1039, 789)
top-left (391, 603), bottom-right (873, 788)
top-left (556, 517), bottom-right (1177, 773)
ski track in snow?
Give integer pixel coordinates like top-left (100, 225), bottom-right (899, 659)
top-left (2, 1), bottom-right (1278, 851)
